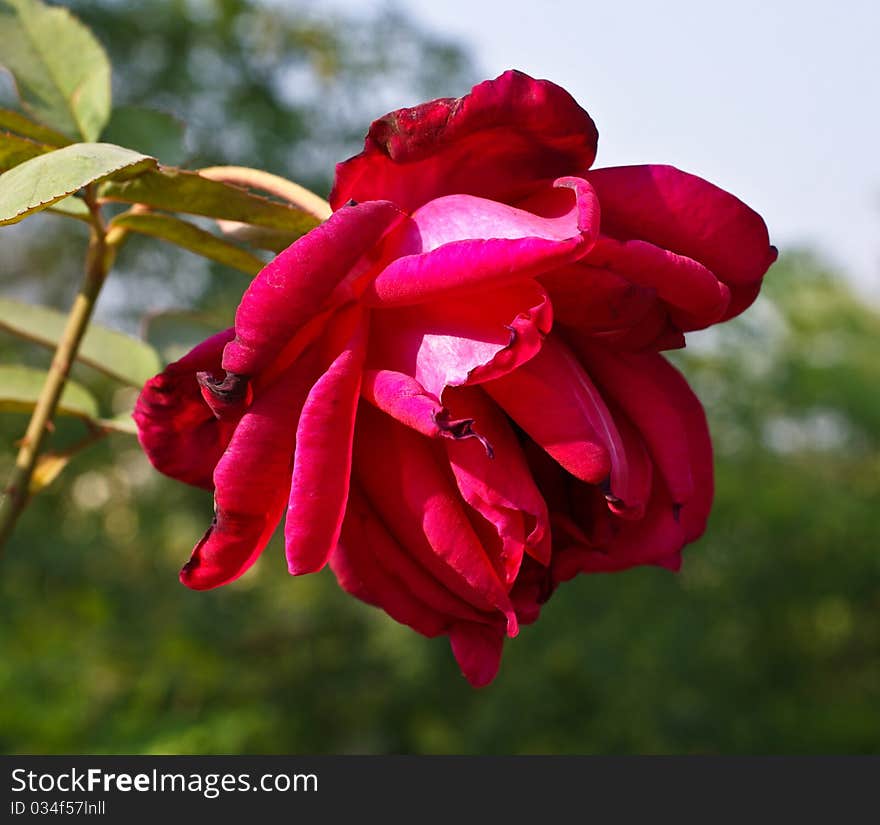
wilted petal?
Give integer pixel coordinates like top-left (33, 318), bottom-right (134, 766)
top-left (331, 69), bottom-right (598, 213)
top-left (179, 347), bottom-right (319, 590)
top-left (134, 328), bottom-right (237, 490)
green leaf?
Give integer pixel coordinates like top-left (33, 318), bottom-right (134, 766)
top-left (29, 450), bottom-right (74, 493)
top-left (0, 142), bottom-right (156, 225)
top-left (0, 0), bottom-right (111, 141)
top-left (0, 364), bottom-right (98, 419)
top-left (0, 129), bottom-right (50, 171)
top-left (46, 195), bottom-right (90, 221)
top-left (101, 106), bottom-right (186, 166)
top-left (0, 107), bottom-right (71, 145)
top-left (101, 167), bottom-right (320, 237)
top-left (110, 212), bottom-right (265, 276)
top-left (0, 297), bottom-right (162, 386)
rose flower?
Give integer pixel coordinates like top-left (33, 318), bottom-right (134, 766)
top-left (135, 71), bottom-right (776, 686)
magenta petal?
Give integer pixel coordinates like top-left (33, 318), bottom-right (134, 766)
top-left (411, 177), bottom-right (599, 252)
top-left (179, 349), bottom-right (318, 590)
top-left (448, 622), bottom-right (505, 688)
top-left (362, 177), bottom-right (599, 307)
top-left (331, 69), bottom-right (598, 213)
top-left (444, 386), bottom-right (552, 575)
top-left (354, 403), bottom-right (519, 636)
top-left (361, 368), bottom-right (490, 448)
top-left (285, 310), bottom-right (368, 575)
top-left (134, 328), bottom-right (238, 490)
top-left (484, 335), bottom-right (623, 486)
top-left (369, 280), bottom-right (552, 402)
top-left (222, 200), bottom-right (404, 377)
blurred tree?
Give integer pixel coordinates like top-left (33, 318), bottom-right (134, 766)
top-left (0, 0), bottom-right (475, 327)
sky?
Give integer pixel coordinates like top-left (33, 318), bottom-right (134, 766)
top-left (329, 0), bottom-right (879, 294)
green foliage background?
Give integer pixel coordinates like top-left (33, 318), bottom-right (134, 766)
top-left (1, 1), bottom-right (878, 753)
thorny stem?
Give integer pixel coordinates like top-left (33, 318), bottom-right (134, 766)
top-left (0, 189), bottom-right (113, 552)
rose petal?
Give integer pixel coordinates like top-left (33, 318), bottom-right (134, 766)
top-left (587, 164), bottom-right (777, 318)
top-left (179, 346), bottom-right (319, 590)
top-left (553, 478), bottom-right (686, 578)
top-left (222, 200), bottom-right (405, 377)
top-left (331, 499), bottom-right (448, 638)
top-left (285, 309), bottom-right (368, 575)
top-left (448, 622), bottom-right (505, 688)
top-left (484, 335), bottom-right (624, 487)
top-left (444, 386), bottom-right (552, 573)
top-left (354, 402), bottom-right (518, 636)
top-left (134, 328), bottom-right (238, 490)
top-left (342, 483), bottom-right (497, 625)
top-left (362, 177), bottom-right (599, 307)
top-left (585, 236), bottom-right (730, 329)
top-left (331, 69), bottom-right (598, 213)
top-left (571, 342), bottom-right (702, 506)
top-left (361, 368), bottom-right (491, 449)
top-left (368, 279), bottom-right (552, 401)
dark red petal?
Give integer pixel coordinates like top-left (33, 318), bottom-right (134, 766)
top-left (448, 622), bottom-right (505, 688)
top-left (134, 328), bottom-right (237, 490)
top-left (179, 347), bottom-right (319, 590)
top-left (554, 479), bottom-right (686, 578)
top-left (587, 165), bottom-right (776, 319)
top-left (571, 342), bottom-right (705, 506)
top-left (584, 236), bottom-right (730, 330)
top-left (342, 483), bottom-right (496, 625)
top-left (354, 402), bottom-right (519, 635)
top-left (222, 200), bottom-right (405, 377)
top-left (331, 501), bottom-right (449, 638)
top-left (331, 70), bottom-right (598, 213)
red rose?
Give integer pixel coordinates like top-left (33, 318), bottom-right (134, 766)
top-left (135, 71), bottom-right (776, 686)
